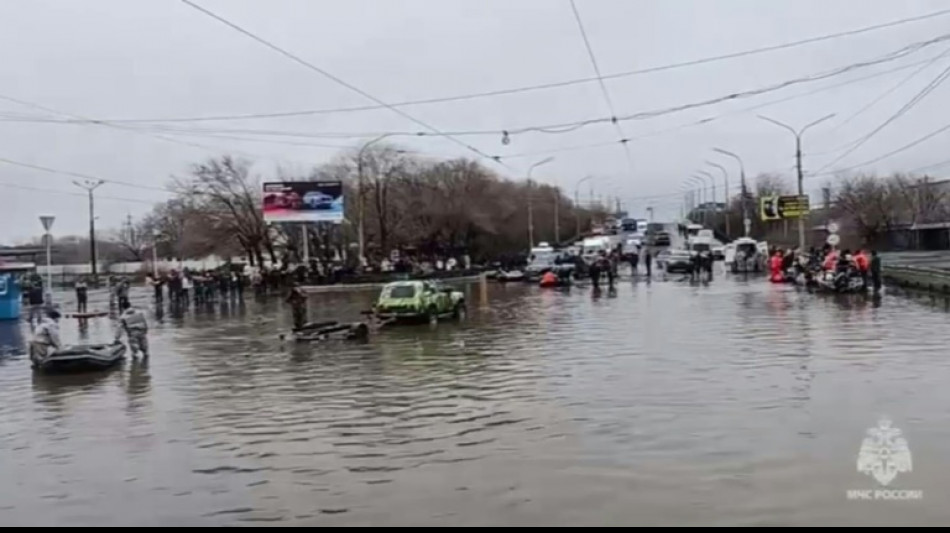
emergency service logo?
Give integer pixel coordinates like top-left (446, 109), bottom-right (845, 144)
top-left (847, 418), bottom-right (921, 500)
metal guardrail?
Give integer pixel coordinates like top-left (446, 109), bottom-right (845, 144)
top-left (883, 264), bottom-right (950, 293)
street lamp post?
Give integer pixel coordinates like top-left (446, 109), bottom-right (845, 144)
top-left (574, 176), bottom-right (595, 237)
top-left (696, 170), bottom-right (716, 210)
top-left (696, 170), bottom-right (718, 234)
top-left (39, 215), bottom-right (55, 304)
top-left (356, 133), bottom-right (400, 268)
top-left (687, 176), bottom-right (706, 224)
top-left (705, 160), bottom-right (730, 238)
top-left (758, 113), bottom-right (836, 251)
top-left (526, 157), bottom-right (555, 248)
top-left (713, 148), bottom-right (749, 237)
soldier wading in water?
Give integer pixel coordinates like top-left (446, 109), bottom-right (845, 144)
top-left (286, 282), bottom-right (308, 331)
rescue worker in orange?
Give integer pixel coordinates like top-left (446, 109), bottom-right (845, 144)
top-left (822, 248), bottom-right (839, 272)
top-left (769, 250), bottom-right (784, 283)
top-left (540, 270), bottom-right (559, 287)
top-left (854, 249), bottom-right (870, 290)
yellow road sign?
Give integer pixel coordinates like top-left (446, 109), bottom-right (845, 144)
top-left (760, 195), bottom-right (809, 221)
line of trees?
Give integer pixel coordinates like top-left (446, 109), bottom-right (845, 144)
top-left (111, 149), bottom-right (606, 268)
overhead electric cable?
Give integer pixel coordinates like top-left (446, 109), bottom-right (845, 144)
top-left (24, 6), bottom-right (950, 124)
top-left (179, 0), bottom-right (510, 169)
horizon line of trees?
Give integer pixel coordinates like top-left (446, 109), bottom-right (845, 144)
top-left (20, 150), bottom-right (950, 266)
top-left (52, 148), bottom-right (611, 268)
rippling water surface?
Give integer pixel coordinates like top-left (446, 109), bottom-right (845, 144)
top-left (2, 279), bottom-right (950, 526)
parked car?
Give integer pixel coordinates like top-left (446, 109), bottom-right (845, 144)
top-left (663, 250), bottom-right (694, 273)
top-left (651, 231), bottom-right (671, 247)
top-left (373, 280), bottom-right (465, 322)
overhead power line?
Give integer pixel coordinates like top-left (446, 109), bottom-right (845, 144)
top-left (0, 156), bottom-right (171, 193)
top-left (12, 52), bottom-right (935, 166)
top-left (26, 6), bottom-right (950, 125)
top-left (0, 93), bottom-right (280, 163)
top-left (826, 44), bottom-right (950, 136)
top-left (814, 59), bottom-right (950, 173)
top-left (809, 120), bottom-right (950, 178)
top-left (5, 32), bottom-right (948, 157)
top-left (56, 31), bottom-right (948, 146)
top-left (0, 180), bottom-right (156, 205)
top-left (568, 0), bottom-right (634, 174)
top-left (179, 0), bottom-right (510, 169)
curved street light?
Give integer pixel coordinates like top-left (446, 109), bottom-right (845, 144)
top-left (705, 160), bottom-right (730, 237)
top-left (758, 113), bottom-right (836, 250)
top-left (712, 147), bottom-right (749, 236)
top-left (526, 157), bottom-right (555, 248)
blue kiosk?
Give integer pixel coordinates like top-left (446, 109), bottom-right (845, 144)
top-left (0, 261), bottom-right (37, 321)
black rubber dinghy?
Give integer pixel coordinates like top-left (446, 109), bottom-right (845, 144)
top-left (33, 343), bottom-right (127, 373)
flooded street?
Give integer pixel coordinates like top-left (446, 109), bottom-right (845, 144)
top-left (2, 278), bottom-right (950, 526)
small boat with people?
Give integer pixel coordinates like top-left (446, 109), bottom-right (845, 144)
top-left (766, 246), bottom-right (873, 294)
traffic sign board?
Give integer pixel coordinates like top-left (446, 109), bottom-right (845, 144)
top-left (827, 221), bottom-right (839, 234)
top-left (827, 234), bottom-right (841, 246)
top-left (760, 195), bottom-right (810, 221)
top-left (39, 215), bottom-right (55, 233)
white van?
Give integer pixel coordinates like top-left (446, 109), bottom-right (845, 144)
top-left (686, 223), bottom-right (704, 238)
top-left (582, 236), bottom-right (611, 263)
top-left (687, 236), bottom-right (713, 256)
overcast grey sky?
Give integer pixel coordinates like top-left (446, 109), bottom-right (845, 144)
top-left (2, 0), bottom-right (950, 243)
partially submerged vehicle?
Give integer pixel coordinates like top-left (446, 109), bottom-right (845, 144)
top-left (32, 342), bottom-right (126, 373)
top-left (373, 280), bottom-right (466, 323)
top-left (286, 320), bottom-right (374, 342)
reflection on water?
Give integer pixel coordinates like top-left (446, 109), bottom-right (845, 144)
top-left (2, 281), bottom-right (950, 526)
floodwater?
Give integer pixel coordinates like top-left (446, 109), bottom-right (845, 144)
top-left (2, 278), bottom-right (950, 526)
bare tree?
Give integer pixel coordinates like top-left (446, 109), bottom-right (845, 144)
top-left (833, 174), bottom-right (904, 246)
top-left (176, 156), bottom-right (274, 266)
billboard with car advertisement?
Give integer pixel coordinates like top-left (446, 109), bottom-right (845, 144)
top-left (262, 181), bottom-right (344, 223)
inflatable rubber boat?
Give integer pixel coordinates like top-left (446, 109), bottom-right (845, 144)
top-left (496, 270), bottom-right (525, 282)
top-left (32, 342), bottom-right (127, 373)
top-left (288, 320), bottom-right (373, 342)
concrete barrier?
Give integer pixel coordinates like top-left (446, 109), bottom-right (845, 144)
top-left (883, 265), bottom-right (950, 294)
top-left (300, 274), bottom-right (483, 294)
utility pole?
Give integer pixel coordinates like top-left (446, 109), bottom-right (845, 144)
top-left (74, 179), bottom-right (105, 281)
top-left (759, 113), bottom-right (836, 251)
top-left (553, 187), bottom-right (560, 244)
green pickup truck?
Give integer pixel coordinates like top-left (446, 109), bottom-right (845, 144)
top-left (373, 280), bottom-right (466, 322)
